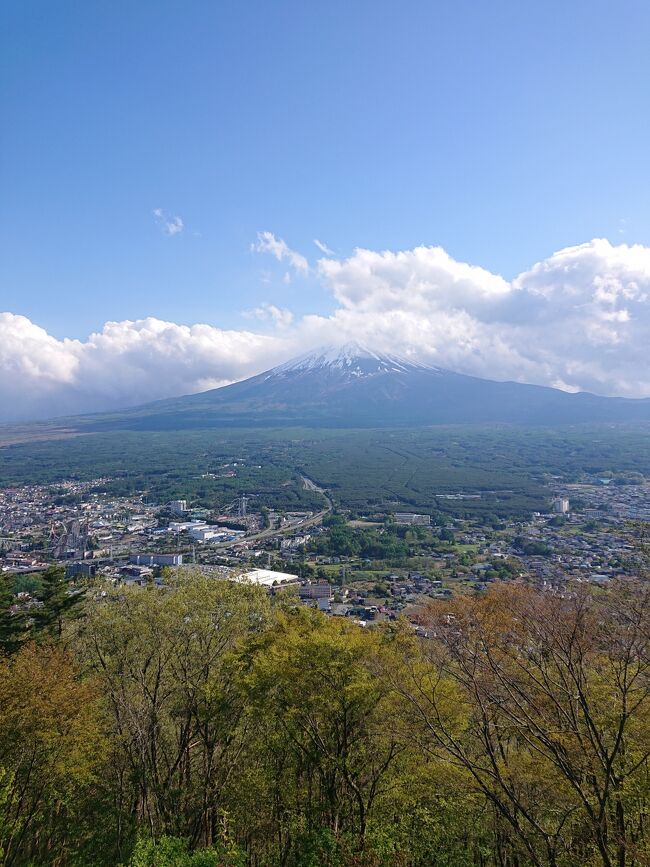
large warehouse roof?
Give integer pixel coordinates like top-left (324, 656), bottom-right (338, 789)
top-left (238, 568), bottom-right (299, 587)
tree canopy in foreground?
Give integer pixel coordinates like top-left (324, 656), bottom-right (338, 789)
top-left (2, 573), bottom-right (650, 866)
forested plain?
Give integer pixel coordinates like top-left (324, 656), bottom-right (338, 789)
top-left (2, 424), bottom-right (650, 518)
top-left (3, 569), bottom-right (650, 866)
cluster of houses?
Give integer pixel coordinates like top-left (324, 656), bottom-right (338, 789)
top-left (3, 475), bottom-right (649, 626)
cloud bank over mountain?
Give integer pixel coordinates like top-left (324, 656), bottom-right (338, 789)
top-left (0, 315), bottom-right (285, 422)
top-left (311, 238), bottom-right (650, 398)
top-left (3, 237), bottom-right (650, 421)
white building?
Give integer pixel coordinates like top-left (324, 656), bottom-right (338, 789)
top-left (189, 525), bottom-right (246, 543)
top-left (169, 500), bottom-right (188, 515)
top-left (189, 526), bottom-right (224, 543)
top-left (236, 568), bottom-right (300, 589)
top-left (169, 520), bottom-right (206, 533)
top-left (552, 498), bottom-right (570, 514)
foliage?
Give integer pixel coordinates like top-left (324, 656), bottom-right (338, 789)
top-left (127, 834), bottom-right (244, 866)
top-left (0, 575), bottom-right (23, 656)
top-left (10, 573), bottom-right (44, 596)
top-left (394, 582), bottom-right (650, 866)
top-left (513, 535), bottom-right (551, 556)
top-left (242, 609), bottom-right (404, 858)
top-left (0, 642), bottom-right (107, 865)
top-left (311, 524), bottom-right (410, 560)
top-left (5, 423), bottom-right (650, 518)
top-left (3, 571), bottom-right (650, 865)
top-left (32, 565), bottom-right (84, 639)
top-left (78, 573), bottom-right (270, 856)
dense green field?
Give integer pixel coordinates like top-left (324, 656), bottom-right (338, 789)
top-left (1, 423), bottom-right (649, 518)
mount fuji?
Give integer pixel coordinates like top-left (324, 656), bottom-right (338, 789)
top-left (81, 342), bottom-right (650, 430)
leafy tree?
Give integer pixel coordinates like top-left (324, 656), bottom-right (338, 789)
top-left (243, 609), bottom-right (404, 859)
top-left (127, 834), bottom-right (244, 866)
top-left (513, 535), bottom-right (551, 556)
top-left (33, 565), bottom-right (84, 639)
top-left (0, 643), bottom-right (107, 865)
top-left (81, 573), bottom-right (270, 853)
top-left (396, 582), bottom-right (650, 867)
top-left (0, 574), bottom-right (23, 656)
top-left (5, 566), bottom-right (650, 865)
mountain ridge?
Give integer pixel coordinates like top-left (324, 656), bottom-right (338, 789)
top-left (68, 341), bottom-right (650, 431)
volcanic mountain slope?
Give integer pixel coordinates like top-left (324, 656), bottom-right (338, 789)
top-left (81, 342), bottom-right (650, 430)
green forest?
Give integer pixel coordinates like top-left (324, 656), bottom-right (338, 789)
top-left (2, 423), bottom-right (650, 518)
top-left (3, 568), bottom-right (650, 866)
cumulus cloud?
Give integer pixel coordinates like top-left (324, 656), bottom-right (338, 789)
top-left (4, 237), bottom-right (650, 421)
top-left (153, 208), bottom-right (184, 236)
top-left (308, 238), bottom-right (650, 398)
top-left (252, 231), bottom-right (309, 274)
top-left (0, 314), bottom-right (286, 422)
top-left (243, 303), bottom-right (294, 328)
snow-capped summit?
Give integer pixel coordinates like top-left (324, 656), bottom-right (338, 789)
top-left (271, 341), bottom-right (436, 380)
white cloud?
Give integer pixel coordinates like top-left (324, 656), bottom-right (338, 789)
top-left (0, 314), bottom-right (286, 422)
top-left (243, 303), bottom-right (294, 328)
top-left (314, 238), bottom-right (334, 255)
top-left (308, 238), bottom-right (650, 398)
top-left (153, 208), bottom-right (184, 236)
top-left (252, 231), bottom-right (309, 274)
top-left (4, 237), bottom-right (650, 421)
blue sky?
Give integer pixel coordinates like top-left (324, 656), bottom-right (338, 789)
top-left (2, 1), bottom-right (650, 419)
top-left (2, 0), bottom-right (650, 337)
